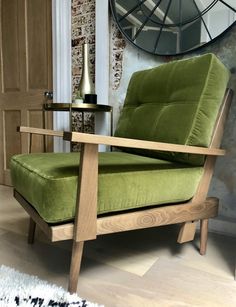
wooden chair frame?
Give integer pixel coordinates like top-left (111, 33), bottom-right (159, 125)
top-left (14, 89), bottom-right (233, 293)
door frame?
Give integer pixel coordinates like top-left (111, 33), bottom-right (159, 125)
top-left (95, 0), bottom-right (110, 137)
top-left (52, 0), bottom-right (71, 152)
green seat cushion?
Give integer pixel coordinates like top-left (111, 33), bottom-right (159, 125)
top-left (11, 152), bottom-right (203, 224)
top-left (114, 53), bottom-right (230, 166)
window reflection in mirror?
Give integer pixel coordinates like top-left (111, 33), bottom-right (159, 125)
top-left (111, 0), bottom-right (236, 55)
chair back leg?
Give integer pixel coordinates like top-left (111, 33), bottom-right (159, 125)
top-left (200, 219), bottom-right (209, 255)
top-left (28, 218), bottom-right (36, 244)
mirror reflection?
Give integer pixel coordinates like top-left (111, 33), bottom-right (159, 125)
top-left (110, 0), bottom-right (236, 55)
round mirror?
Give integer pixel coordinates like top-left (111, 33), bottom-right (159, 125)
top-left (110, 0), bottom-right (236, 56)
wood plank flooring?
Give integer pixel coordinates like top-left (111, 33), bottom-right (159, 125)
top-left (0, 185), bottom-right (236, 306)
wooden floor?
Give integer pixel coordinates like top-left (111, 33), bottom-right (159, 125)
top-left (0, 185), bottom-right (236, 306)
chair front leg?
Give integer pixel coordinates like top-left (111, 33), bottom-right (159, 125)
top-left (68, 143), bottom-right (98, 293)
top-left (68, 240), bottom-right (84, 294)
top-left (177, 221), bottom-right (197, 243)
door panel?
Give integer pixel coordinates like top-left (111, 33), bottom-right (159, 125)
top-left (4, 110), bottom-right (21, 168)
top-left (27, 0), bottom-right (51, 90)
top-left (0, 0), bottom-right (52, 185)
top-left (1, 1), bottom-right (21, 92)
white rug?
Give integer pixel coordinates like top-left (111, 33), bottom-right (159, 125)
top-left (0, 265), bottom-right (103, 307)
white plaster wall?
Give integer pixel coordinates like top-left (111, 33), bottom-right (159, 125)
top-left (210, 97), bottom-right (236, 222)
top-left (109, 22), bottom-right (236, 237)
top-left (183, 26), bottom-right (236, 236)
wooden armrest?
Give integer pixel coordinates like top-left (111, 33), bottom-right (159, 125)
top-left (63, 131), bottom-right (225, 156)
top-left (18, 126), bottom-right (63, 137)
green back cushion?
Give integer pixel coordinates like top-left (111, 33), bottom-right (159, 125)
top-left (11, 152), bottom-right (203, 223)
top-left (114, 53), bottom-right (230, 165)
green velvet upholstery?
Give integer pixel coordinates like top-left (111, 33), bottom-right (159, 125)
top-left (11, 152), bottom-right (203, 223)
top-left (114, 53), bottom-right (230, 166)
top-left (10, 53), bottom-right (230, 224)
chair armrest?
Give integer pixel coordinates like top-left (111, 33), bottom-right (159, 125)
top-left (18, 126), bottom-right (63, 137)
top-left (63, 131), bottom-right (225, 156)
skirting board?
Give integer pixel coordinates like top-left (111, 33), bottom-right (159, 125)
top-left (197, 215), bottom-right (236, 238)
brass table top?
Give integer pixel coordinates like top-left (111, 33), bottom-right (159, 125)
top-left (43, 103), bottom-right (112, 112)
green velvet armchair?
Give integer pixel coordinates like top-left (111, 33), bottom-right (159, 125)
top-left (10, 53), bottom-right (233, 293)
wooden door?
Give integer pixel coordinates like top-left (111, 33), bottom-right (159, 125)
top-left (0, 0), bottom-right (52, 185)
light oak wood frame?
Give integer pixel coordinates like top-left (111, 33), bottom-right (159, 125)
top-left (14, 89), bottom-right (233, 293)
